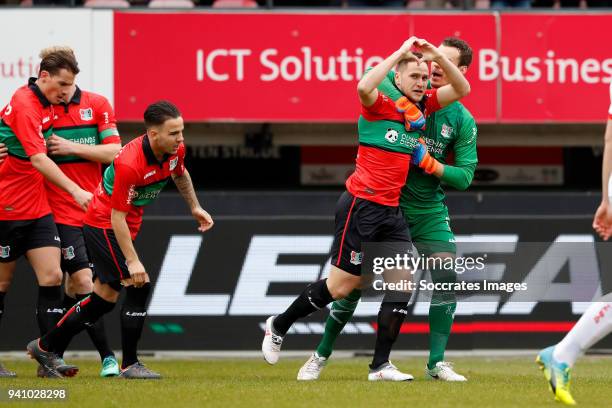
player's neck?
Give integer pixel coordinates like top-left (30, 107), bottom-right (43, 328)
top-left (149, 139), bottom-right (167, 161)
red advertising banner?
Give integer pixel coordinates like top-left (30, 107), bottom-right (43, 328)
top-left (498, 14), bottom-right (612, 122)
top-left (114, 12), bottom-right (611, 123)
top-left (114, 12), bottom-right (496, 122)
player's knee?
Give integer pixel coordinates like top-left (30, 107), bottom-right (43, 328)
top-left (37, 268), bottom-right (63, 286)
top-left (94, 279), bottom-right (120, 303)
top-left (328, 283), bottom-right (354, 300)
top-left (70, 270), bottom-right (94, 294)
top-left (0, 279), bottom-right (11, 292)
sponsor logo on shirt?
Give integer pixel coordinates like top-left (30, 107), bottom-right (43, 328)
top-left (42, 116), bottom-right (51, 124)
top-left (144, 170), bottom-right (156, 180)
top-left (79, 108), bottom-right (93, 121)
top-left (384, 128), bottom-right (399, 144)
top-left (169, 157), bottom-right (178, 171)
top-left (127, 185), bottom-right (136, 204)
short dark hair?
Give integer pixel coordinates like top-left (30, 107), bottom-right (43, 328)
top-left (144, 100), bottom-right (181, 128)
top-left (39, 46), bottom-right (80, 76)
top-left (396, 53), bottom-right (423, 72)
top-left (441, 37), bottom-right (473, 68)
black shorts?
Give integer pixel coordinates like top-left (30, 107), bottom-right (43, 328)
top-left (83, 225), bottom-right (129, 291)
top-left (57, 224), bottom-right (92, 274)
top-left (0, 214), bottom-right (60, 263)
top-left (329, 191), bottom-right (411, 276)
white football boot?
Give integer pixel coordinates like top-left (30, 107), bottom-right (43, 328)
top-left (425, 361), bottom-right (467, 382)
top-left (297, 352), bottom-right (327, 381)
top-left (262, 316), bottom-right (284, 365)
top-left (368, 361), bottom-right (414, 382)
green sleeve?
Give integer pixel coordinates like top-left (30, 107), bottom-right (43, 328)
top-left (364, 67), bottom-right (403, 101)
top-left (440, 110), bottom-right (478, 190)
top-left (440, 162), bottom-right (476, 191)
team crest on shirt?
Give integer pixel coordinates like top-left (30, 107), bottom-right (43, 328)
top-left (62, 246), bottom-right (75, 261)
top-left (0, 246), bottom-right (10, 259)
top-left (384, 128), bottom-right (399, 144)
top-left (169, 157), bottom-right (178, 171)
top-left (440, 124), bottom-right (454, 139)
top-left (350, 251), bottom-right (363, 265)
top-left (79, 108), bottom-right (93, 121)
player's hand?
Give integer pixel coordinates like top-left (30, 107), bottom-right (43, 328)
top-left (192, 207), bottom-right (214, 232)
top-left (593, 201), bottom-right (612, 240)
top-left (414, 38), bottom-right (443, 62)
top-left (396, 97), bottom-right (425, 131)
top-left (411, 138), bottom-right (442, 175)
top-left (47, 134), bottom-right (76, 156)
top-left (398, 36), bottom-right (419, 60)
top-left (0, 142), bottom-right (7, 165)
top-left (72, 188), bottom-right (93, 211)
top-left (126, 259), bottom-right (148, 288)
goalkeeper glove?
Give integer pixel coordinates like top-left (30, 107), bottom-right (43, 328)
top-left (411, 138), bottom-right (442, 175)
top-left (395, 96), bottom-right (426, 131)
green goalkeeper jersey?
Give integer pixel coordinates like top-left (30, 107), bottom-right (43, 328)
top-left (377, 71), bottom-right (478, 216)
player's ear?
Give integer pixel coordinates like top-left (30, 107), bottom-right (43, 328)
top-left (147, 127), bottom-right (158, 140)
top-left (38, 70), bottom-right (50, 81)
top-left (459, 66), bottom-right (468, 75)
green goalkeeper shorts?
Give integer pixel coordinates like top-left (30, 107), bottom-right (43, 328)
top-left (405, 207), bottom-right (456, 256)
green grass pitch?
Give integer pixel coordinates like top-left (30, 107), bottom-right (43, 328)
top-left (1, 356), bottom-right (611, 407)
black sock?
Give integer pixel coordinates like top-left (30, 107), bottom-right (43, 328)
top-left (273, 279), bottom-right (334, 336)
top-left (56, 294), bottom-right (115, 360)
top-left (370, 300), bottom-right (408, 370)
top-left (0, 291), bottom-right (6, 329)
top-left (36, 286), bottom-right (63, 336)
top-left (75, 293), bottom-right (114, 361)
top-left (55, 294), bottom-right (79, 357)
top-left (120, 283), bottom-right (151, 369)
top-left (41, 292), bottom-right (115, 353)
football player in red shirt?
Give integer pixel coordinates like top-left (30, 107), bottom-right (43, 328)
top-left (27, 101), bottom-right (214, 379)
top-left (44, 84), bottom-right (122, 377)
top-left (0, 47), bottom-right (91, 378)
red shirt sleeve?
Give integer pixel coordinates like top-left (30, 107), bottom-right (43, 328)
top-left (361, 92), bottom-right (403, 122)
top-left (110, 163), bottom-right (140, 212)
top-left (424, 89), bottom-right (442, 115)
top-left (171, 143), bottom-right (186, 177)
top-left (8, 103), bottom-right (47, 157)
top-left (95, 96), bottom-right (120, 137)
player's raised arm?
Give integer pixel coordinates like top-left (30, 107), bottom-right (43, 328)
top-left (415, 39), bottom-right (470, 108)
top-left (47, 135), bottom-right (120, 164)
top-left (357, 37), bottom-right (419, 107)
top-left (47, 93), bottom-right (121, 164)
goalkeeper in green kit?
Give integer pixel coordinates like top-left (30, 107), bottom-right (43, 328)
top-left (298, 37), bottom-right (478, 382)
